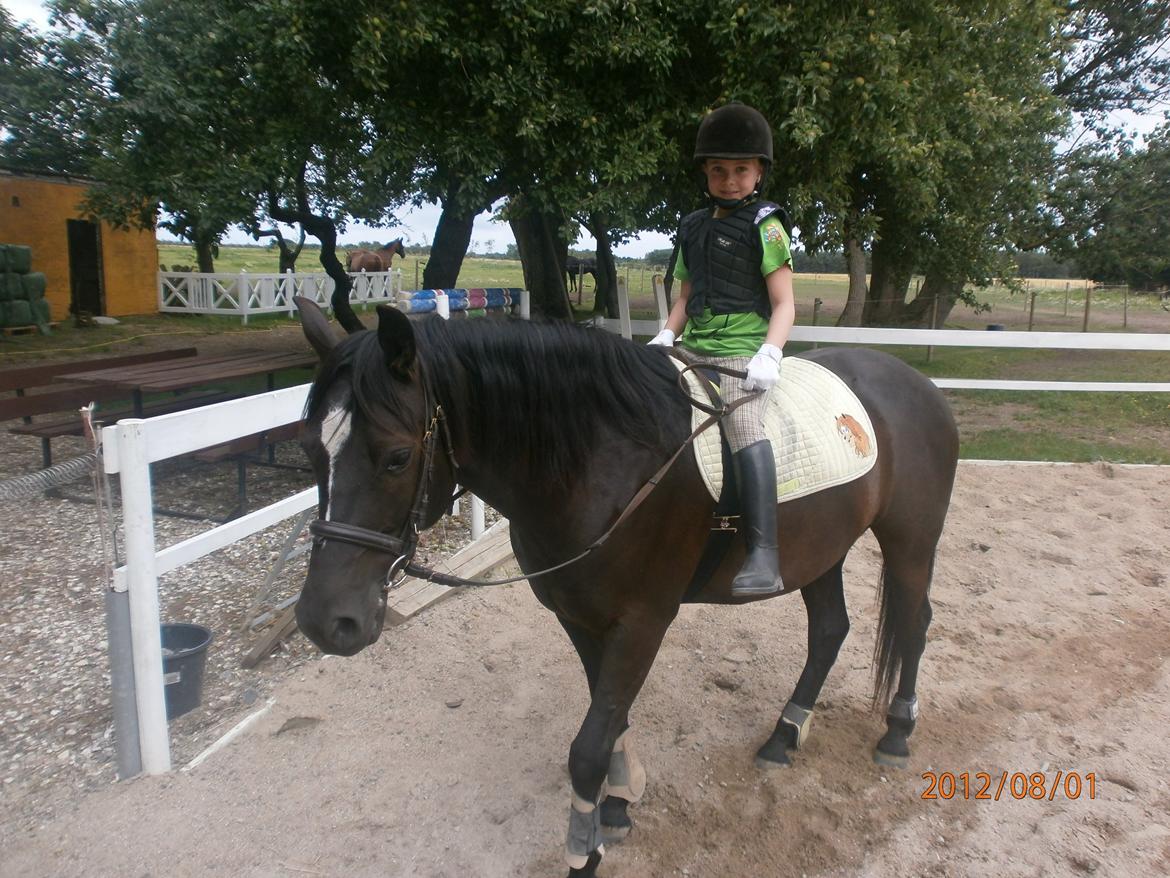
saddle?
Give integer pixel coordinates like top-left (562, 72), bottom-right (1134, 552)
top-left (671, 356), bottom-right (878, 502)
top-left (670, 355), bottom-right (878, 599)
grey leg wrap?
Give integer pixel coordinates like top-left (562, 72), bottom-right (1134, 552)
top-left (780, 701), bottom-right (814, 750)
top-left (888, 694), bottom-right (919, 724)
top-left (565, 793), bottom-right (605, 870)
top-left (606, 730), bottom-right (646, 803)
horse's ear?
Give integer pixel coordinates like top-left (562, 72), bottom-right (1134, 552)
top-left (376, 304), bottom-right (416, 378)
top-left (295, 296), bottom-right (342, 360)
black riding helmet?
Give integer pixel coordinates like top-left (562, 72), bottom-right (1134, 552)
top-left (694, 102), bottom-right (773, 209)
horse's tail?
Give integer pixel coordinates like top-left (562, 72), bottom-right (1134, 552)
top-left (871, 555), bottom-right (934, 708)
top-left (872, 565), bottom-right (899, 707)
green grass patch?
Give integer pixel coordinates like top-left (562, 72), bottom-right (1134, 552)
top-left (961, 427), bottom-right (1170, 464)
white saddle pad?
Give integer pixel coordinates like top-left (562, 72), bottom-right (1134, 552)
top-left (674, 357), bottom-right (878, 502)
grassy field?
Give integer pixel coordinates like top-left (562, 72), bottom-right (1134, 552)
top-left (27, 243), bottom-right (1170, 465)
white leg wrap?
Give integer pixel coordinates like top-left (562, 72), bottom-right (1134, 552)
top-left (780, 701), bottom-right (814, 750)
top-left (606, 729), bottom-right (647, 803)
top-left (565, 791), bottom-right (605, 870)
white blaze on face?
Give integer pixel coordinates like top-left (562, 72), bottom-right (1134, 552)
top-left (320, 399), bottom-right (354, 520)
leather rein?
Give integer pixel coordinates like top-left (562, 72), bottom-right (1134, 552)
top-left (308, 350), bottom-right (754, 591)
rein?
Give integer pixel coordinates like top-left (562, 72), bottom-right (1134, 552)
top-left (309, 349), bottom-right (755, 590)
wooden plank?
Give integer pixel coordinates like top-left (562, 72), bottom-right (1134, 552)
top-left (0, 347), bottom-right (197, 393)
top-left (386, 520), bottom-right (515, 623)
top-left (239, 605), bottom-right (299, 670)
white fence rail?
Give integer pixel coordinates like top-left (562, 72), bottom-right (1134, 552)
top-left (158, 269), bottom-right (403, 323)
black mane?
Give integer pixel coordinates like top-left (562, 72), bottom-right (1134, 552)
top-left (307, 316), bottom-right (692, 481)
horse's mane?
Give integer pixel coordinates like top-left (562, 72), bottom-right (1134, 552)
top-left (307, 316), bottom-right (691, 481)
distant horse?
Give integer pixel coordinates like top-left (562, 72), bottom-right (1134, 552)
top-left (565, 254), bottom-right (598, 295)
top-left (292, 297), bottom-right (959, 876)
top-left (346, 239), bottom-right (406, 273)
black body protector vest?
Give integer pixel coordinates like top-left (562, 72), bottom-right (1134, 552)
top-left (680, 200), bottom-right (789, 321)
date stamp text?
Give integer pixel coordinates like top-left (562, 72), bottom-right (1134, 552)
top-left (921, 771), bottom-right (1097, 802)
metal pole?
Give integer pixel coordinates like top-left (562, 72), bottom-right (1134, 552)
top-left (114, 420), bottom-right (171, 774)
top-left (105, 587), bottom-right (142, 779)
top-left (1063, 281), bottom-right (1070, 318)
top-left (1123, 284), bottom-right (1129, 329)
top-left (1082, 284), bottom-right (1092, 332)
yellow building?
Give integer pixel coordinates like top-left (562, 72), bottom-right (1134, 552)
top-left (0, 168), bottom-right (158, 319)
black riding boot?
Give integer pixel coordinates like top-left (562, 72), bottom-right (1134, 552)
top-left (731, 440), bottom-right (783, 596)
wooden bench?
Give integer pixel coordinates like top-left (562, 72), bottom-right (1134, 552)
top-left (9, 389), bottom-right (241, 467)
top-left (0, 348), bottom-right (200, 467)
top-left (190, 420), bottom-right (305, 519)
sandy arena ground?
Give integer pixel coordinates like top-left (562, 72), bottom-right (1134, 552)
top-left (1, 461), bottom-right (1168, 877)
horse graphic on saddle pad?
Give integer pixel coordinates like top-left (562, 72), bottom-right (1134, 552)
top-left (674, 357), bottom-right (878, 503)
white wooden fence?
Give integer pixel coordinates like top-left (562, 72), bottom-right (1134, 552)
top-left (158, 269), bottom-right (403, 323)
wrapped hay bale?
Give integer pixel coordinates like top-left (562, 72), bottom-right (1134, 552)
top-left (20, 272), bottom-right (47, 300)
top-left (1, 272), bottom-right (23, 301)
top-left (6, 244), bottom-right (32, 274)
top-left (32, 298), bottom-right (51, 325)
top-left (6, 298), bottom-right (33, 326)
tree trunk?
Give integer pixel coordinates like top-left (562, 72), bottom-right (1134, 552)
top-left (588, 215), bottom-right (618, 319)
top-left (509, 199), bottom-right (571, 319)
top-left (837, 234), bottom-right (868, 327)
top-left (269, 194), bottom-right (358, 332)
top-left (903, 271), bottom-right (961, 327)
top-left (423, 205), bottom-right (478, 289)
top-left (278, 228), bottom-right (305, 274)
top-left (194, 236), bottom-right (216, 273)
top-left (865, 234), bottom-right (912, 326)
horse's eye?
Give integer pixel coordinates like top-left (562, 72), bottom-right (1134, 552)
top-left (384, 448), bottom-right (412, 473)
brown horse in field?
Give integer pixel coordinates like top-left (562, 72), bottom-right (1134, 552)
top-left (346, 239), bottom-right (406, 272)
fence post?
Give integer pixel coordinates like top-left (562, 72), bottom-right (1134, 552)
top-left (239, 270), bottom-right (249, 325)
top-left (471, 495), bottom-right (485, 541)
top-left (1082, 283), bottom-right (1093, 332)
top-left (927, 294), bottom-right (940, 363)
top-left (1123, 284), bottom-right (1129, 329)
top-left (112, 420), bottom-right (172, 774)
top-left (1027, 286), bottom-right (1036, 332)
top-left (616, 275), bottom-right (632, 340)
top-left (1064, 281), bottom-right (1070, 318)
top-left (286, 269), bottom-right (295, 318)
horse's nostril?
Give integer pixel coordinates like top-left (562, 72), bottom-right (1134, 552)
top-left (331, 616), bottom-right (361, 645)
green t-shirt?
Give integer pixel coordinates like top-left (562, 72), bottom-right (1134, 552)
top-left (672, 215), bottom-right (792, 357)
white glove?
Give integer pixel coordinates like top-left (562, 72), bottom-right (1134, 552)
top-left (647, 328), bottom-right (676, 347)
top-left (742, 343), bottom-right (782, 391)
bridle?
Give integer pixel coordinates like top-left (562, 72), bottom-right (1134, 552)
top-left (308, 364), bottom-right (459, 589)
top-left (307, 350), bottom-right (757, 591)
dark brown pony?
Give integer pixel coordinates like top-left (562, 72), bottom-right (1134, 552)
top-left (345, 238), bottom-right (406, 272)
top-left (293, 298), bottom-right (958, 877)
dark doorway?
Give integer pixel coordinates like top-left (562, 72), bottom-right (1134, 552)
top-left (67, 219), bottom-right (104, 316)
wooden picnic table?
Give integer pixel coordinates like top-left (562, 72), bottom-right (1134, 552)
top-left (56, 350), bottom-right (318, 417)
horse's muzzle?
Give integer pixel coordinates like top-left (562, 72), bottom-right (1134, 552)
top-left (295, 580), bottom-right (387, 656)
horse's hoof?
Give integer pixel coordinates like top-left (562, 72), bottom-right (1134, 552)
top-left (873, 747), bottom-right (910, 769)
top-left (754, 751), bottom-right (792, 771)
top-left (754, 738), bottom-right (793, 770)
top-left (567, 849), bottom-right (603, 877)
top-left (600, 795), bottom-right (632, 844)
